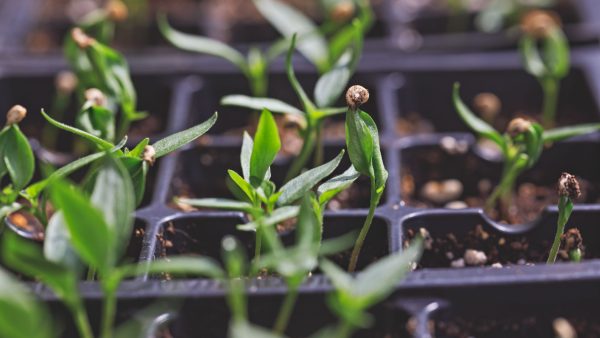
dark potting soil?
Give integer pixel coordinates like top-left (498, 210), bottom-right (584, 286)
top-left (435, 315), bottom-right (600, 338)
top-left (400, 143), bottom-right (600, 224)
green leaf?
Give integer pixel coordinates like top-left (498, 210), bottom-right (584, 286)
top-left (286, 35), bottom-right (317, 113)
top-left (152, 112), bottom-right (218, 158)
top-left (254, 0), bottom-right (329, 72)
top-left (41, 109), bottom-right (115, 151)
top-left (359, 110), bottom-right (388, 190)
top-left (542, 123), bottom-right (600, 142)
top-left (77, 104), bottom-right (115, 142)
top-left (320, 259), bottom-right (353, 291)
top-left (221, 95), bottom-right (305, 116)
top-left (176, 198), bottom-right (257, 213)
top-left (3, 232), bottom-right (80, 315)
top-left (120, 157), bottom-right (147, 207)
top-left (116, 256), bottom-right (224, 281)
top-left (115, 302), bottom-right (180, 338)
top-left (520, 35), bottom-right (546, 78)
top-left (250, 109), bottom-right (281, 187)
top-left (544, 29), bottom-right (570, 78)
top-left (277, 150), bottom-right (345, 206)
top-left (452, 83), bottom-right (507, 155)
top-left (229, 320), bottom-right (287, 338)
top-left (129, 138), bottom-right (150, 158)
top-left (157, 14), bottom-right (248, 73)
top-left (296, 193), bottom-right (322, 250)
top-left (241, 132), bottom-right (253, 182)
top-left (237, 206), bottom-right (299, 231)
top-left (345, 108), bottom-right (373, 176)
top-left (3, 125), bottom-right (34, 190)
top-left (49, 179), bottom-right (113, 276)
top-left (91, 156), bottom-right (136, 258)
top-left (314, 55), bottom-right (351, 108)
top-left (317, 165), bottom-right (360, 205)
top-left (44, 211), bottom-right (84, 274)
top-left (25, 147), bottom-right (123, 199)
top-left (0, 267), bottom-right (54, 338)
top-left (227, 170), bottom-right (255, 203)
top-left (352, 237), bottom-right (423, 305)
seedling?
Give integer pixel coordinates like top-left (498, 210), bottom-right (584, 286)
top-left (222, 33), bottom-right (363, 180)
top-left (453, 83), bottom-right (600, 220)
top-left (177, 109), bottom-right (358, 260)
top-left (64, 28), bottom-right (146, 142)
top-left (253, 0), bottom-right (373, 74)
top-left (519, 9), bottom-right (569, 128)
top-left (1, 155), bottom-right (224, 338)
top-left (316, 237), bottom-right (423, 337)
top-left (344, 85), bottom-right (388, 272)
top-left (547, 172), bottom-right (580, 264)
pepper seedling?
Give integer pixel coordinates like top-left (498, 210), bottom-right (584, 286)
top-left (453, 83), bottom-right (600, 220)
top-left (547, 172), bottom-right (580, 264)
top-left (253, 0), bottom-right (373, 74)
top-left (222, 33), bottom-right (363, 180)
top-left (177, 109), bottom-right (358, 260)
top-left (519, 9), bottom-right (569, 128)
top-left (344, 85), bottom-right (388, 272)
top-left (315, 237), bottom-right (423, 338)
top-left (64, 27), bottom-right (145, 142)
top-left (2, 155), bottom-right (224, 338)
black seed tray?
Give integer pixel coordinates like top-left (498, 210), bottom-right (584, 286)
top-left (2, 46), bottom-right (600, 337)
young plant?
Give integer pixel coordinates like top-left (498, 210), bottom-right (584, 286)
top-left (2, 155), bottom-right (224, 338)
top-left (64, 28), bottom-right (145, 142)
top-left (519, 9), bottom-right (569, 128)
top-left (547, 172), bottom-right (580, 264)
top-left (316, 237), bottom-right (423, 338)
top-left (222, 33), bottom-right (363, 180)
top-left (453, 83), bottom-right (600, 220)
top-left (177, 109), bottom-right (357, 260)
top-left (38, 109), bottom-right (218, 207)
top-left (72, 0), bottom-right (129, 45)
top-left (253, 0), bottom-right (373, 74)
top-left (158, 15), bottom-right (278, 98)
top-left (344, 85), bottom-right (388, 272)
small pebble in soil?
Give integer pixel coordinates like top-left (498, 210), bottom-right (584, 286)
top-left (451, 258), bottom-right (465, 268)
top-left (445, 200), bottom-right (468, 209)
top-left (464, 249), bottom-right (487, 266)
top-left (473, 92), bottom-right (501, 123)
top-left (553, 317), bottom-right (577, 338)
top-left (440, 136), bottom-right (469, 155)
top-left (421, 179), bottom-right (463, 204)
top-left (476, 138), bottom-right (502, 160)
top-left (491, 262), bottom-right (503, 268)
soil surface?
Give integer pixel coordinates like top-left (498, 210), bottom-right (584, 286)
top-left (405, 225), bottom-right (586, 269)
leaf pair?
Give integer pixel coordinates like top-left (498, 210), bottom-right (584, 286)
top-left (0, 124), bottom-right (35, 191)
top-left (40, 109), bottom-right (218, 206)
top-left (321, 238), bottom-right (423, 326)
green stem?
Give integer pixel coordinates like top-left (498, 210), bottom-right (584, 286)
top-left (100, 287), bottom-right (117, 338)
top-left (484, 158), bottom-right (524, 218)
top-left (273, 286), bottom-right (299, 334)
top-left (255, 227), bottom-right (262, 261)
top-left (334, 321), bottom-right (354, 338)
top-left (541, 77), bottom-right (559, 128)
top-left (42, 92), bottom-right (70, 150)
top-left (547, 195), bottom-right (572, 264)
top-left (285, 125), bottom-right (316, 182)
top-left (71, 302), bottom-right (94, 338)
top-left (348, 180), bottom-right (381, 272)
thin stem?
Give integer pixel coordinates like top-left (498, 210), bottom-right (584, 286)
top-left (348, 179), bottom-right (381, 272)
top-left (334, 321), bottom-right (354, 338)
top-left (71, 302), bottom-right (94, 338)
top-left (484, 157), bottom-right (524, 219)
top-left (285, 125), bottom-right (316, 182)
top-left (100, 287), bottom-right (117, 338)
top-left (273, 286), bottom-right (299, 334)
top-left (42, 92), bottom-right (70, 149)
top-left (541, 77), bottom-right (559, 128)
top-left (548, 195), bottom-right (572, 264)
top-left (254, 227), bottom-right (262, 261)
